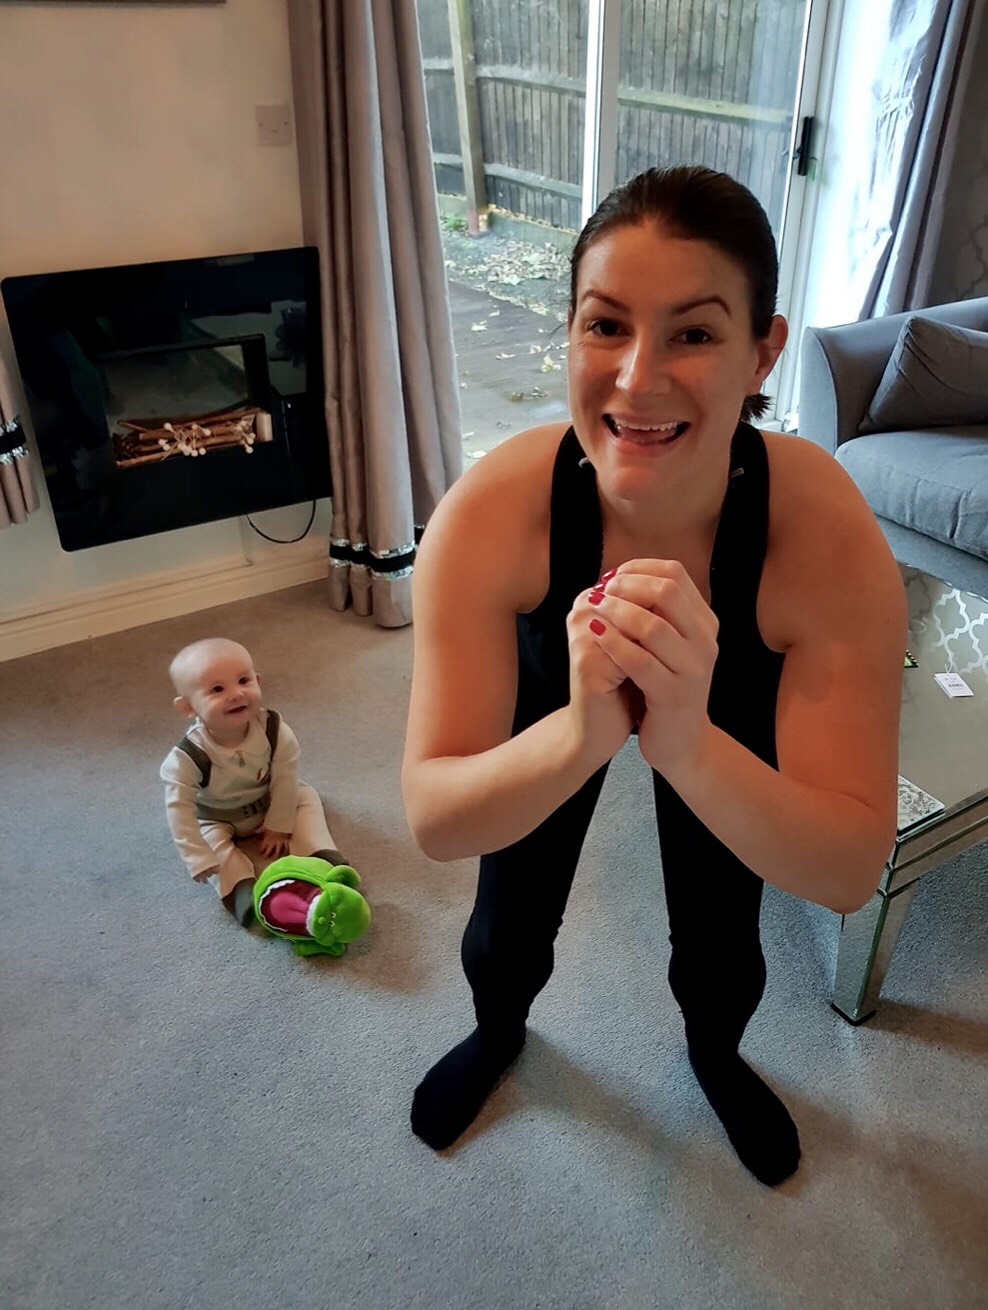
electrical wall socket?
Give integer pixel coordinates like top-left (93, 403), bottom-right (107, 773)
top-left (256, 104), bottom-right (293, 147)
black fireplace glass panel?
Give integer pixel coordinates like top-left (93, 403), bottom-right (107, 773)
top-left (1, 247), bottom-right (331, 551)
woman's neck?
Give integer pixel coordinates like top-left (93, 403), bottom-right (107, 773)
top-left (599, 462), bottom-right (730, 562)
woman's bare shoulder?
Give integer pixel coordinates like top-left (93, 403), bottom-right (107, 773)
top-left (763, 429), bottom-right (867, 525)
top-left (424, 422), bottom-right (567, 553)
top-left (417, 421), bottom-right (570, 608)
top-left (448, 421), bottom-right (568, 505)
top-left (762, 429), bottom-right (900, 601)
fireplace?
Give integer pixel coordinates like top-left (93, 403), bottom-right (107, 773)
top-left (1, 248), bottom-right (331, 551)
top-left (102, 336), bottom-right (274, 468)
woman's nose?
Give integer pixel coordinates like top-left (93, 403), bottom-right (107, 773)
top-left (616, 338), bottom-right (671, 395)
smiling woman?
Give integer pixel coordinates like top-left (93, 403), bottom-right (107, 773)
top-left (401, 165), bottom-right (906, 1185)
top-left (569, 166), bottom-right (785, 423)
top-left (565, 214), bottom-right (786, 535)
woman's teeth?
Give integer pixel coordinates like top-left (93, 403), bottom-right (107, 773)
top-left (606, 416), bottom-right (687, 443)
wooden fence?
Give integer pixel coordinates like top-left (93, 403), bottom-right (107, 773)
top-left (416, 0), bottom-right (807, 234)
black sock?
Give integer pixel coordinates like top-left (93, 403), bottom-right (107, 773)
top-left (689, 1048), bottom-right (800, 1186)
top-left (411, 1027), bottom-right (526, 1150)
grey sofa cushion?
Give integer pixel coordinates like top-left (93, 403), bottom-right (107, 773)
top-left (837, 427), bottom-right (988, 561)
top-left (860, 317), bottom-right (988, 434)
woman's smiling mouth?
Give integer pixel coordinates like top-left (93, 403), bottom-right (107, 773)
top-left (604, 415), bottom-right (690, 445)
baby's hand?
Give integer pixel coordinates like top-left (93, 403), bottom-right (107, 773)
top-left (258, 829), bottom-right (291, 859)
top-left (193, 867), bottom-right (219, 885)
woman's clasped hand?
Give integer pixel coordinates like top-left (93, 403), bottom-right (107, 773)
top-left (569, 558), bottom-right (720, 780)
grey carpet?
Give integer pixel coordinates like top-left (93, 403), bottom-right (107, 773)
top-left (2, 580), bottom-right (986, 1310)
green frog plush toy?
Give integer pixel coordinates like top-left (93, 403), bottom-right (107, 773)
top-left (252, 855), bottom-right (371, 956)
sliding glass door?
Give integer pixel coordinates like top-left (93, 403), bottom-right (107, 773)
top-left (417, 0), bottom-right (831, 446)
top-left (593, 0), bottom-right (830, 426)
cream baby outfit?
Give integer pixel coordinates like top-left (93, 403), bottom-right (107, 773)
top-left (160, 708), bottom-right (335, 899)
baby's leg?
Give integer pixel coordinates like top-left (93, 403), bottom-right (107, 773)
top-left (199, 819), bottom-right (257, 925)
top-left (290, 782), bottom-right (346, 866)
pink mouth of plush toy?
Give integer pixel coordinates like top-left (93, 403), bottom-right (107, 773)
top-left (256, 878), bottom-right (320, 935)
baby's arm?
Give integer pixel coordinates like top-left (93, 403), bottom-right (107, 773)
top-left (160, 749), bottom-right (220, 881)
top-left (260, 714), bottom-right (301, 856)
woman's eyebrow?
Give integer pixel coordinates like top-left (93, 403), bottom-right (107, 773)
top-left (670, 295), bottom-right (732, 318)
top-left (580, 289), bottom-right (628, 311)
top-left (579, 290), bottom-right (732, 317)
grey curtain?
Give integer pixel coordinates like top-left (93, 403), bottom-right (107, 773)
top-left (858, 0), bottom-right (986, 318)
top-left (287, 0), bottom-right (463, 628)
top-left (0, 348), bottom-right (39, 530)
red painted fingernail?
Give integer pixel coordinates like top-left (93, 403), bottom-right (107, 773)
top-left (600, 568), bottom-right (617, 582)
top-left (588, 590), bottom-right (604, 606)
top-left (589, 618), bottom-right (606, 636)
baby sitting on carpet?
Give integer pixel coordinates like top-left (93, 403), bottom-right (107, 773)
top-left (160, 636), bottom-right (354, 928)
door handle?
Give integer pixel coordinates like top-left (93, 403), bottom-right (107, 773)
top-left (793, 115), bottom-right (816, 178)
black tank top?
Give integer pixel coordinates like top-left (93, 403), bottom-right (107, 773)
top-left (515, 422), bottom-right (785, 768)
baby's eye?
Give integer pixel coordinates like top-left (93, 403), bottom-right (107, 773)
top-left (239, 676), bottom-right (251, 684)
top-left (587, 318), bottom-right (622, 338)
top-left (677, 327), bottom-right (713, 345)
top-left (211, 684), bottom-right (224, 694)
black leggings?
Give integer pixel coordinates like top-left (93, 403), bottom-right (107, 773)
top-left (461, 684), bottom-right (767, 1055)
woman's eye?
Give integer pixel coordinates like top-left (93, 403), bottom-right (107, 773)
top-left (587, 318), bottom-right (621, 337)
top-left (678, 327), bottom-right (713, 345)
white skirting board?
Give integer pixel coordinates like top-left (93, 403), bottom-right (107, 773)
top-left (0, 541), bottom-right (329, 663)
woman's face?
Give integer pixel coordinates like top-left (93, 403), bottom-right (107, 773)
top-left (567, 220), bottom-right (786, 501)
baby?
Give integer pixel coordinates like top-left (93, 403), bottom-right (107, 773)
top-left (160, 637), bottom-right (347, 925)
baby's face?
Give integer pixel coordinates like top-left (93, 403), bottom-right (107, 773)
top-left (180, 648), bottom-right (262, 741)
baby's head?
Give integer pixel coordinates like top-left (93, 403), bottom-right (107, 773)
top-left (169, 637), bottom-right (262, 742)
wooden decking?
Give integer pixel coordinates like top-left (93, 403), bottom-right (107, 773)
top-left (447, 280), bottom-right (570, 460)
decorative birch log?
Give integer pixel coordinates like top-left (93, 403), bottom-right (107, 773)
top-left (112, 405), bottom-right (273, 467)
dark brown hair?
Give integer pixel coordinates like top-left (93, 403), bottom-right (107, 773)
top-left (569, 165), bottom-right (779, 422)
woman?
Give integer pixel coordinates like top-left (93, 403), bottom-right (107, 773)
top-left (401, 166), bottom-right (905, 1185)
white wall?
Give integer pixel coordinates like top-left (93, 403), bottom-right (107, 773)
top-left (0, 0), bottom-right (332, 660)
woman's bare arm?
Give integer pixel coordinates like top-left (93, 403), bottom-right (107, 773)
top-left (661, 439), bottom-right (906, 913)
top-left (401, 428), bottom-right (627, 861)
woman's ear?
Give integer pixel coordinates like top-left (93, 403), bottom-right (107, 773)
top-left (751, 314), bottom-right (788, 388)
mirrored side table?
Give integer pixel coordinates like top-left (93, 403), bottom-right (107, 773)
top-left (831, 567), bottom-right (988, 1023)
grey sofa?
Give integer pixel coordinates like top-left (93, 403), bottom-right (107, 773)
top-left (798, 297), bottom-right (988, 600)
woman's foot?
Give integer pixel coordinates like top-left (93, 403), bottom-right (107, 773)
top-left (411, 1027), bottom-right (526, 1150)
top-left (688, 1048), bottom-right (800, 1186)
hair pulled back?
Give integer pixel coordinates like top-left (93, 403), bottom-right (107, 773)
top-left (569, 165), bottom-right (779, 422)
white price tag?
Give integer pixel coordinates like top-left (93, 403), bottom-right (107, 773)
top-left (933, 672), bottom-right (973, 698)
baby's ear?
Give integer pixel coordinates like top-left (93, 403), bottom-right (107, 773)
top-left (174, 695), bottom-right (195, 719)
